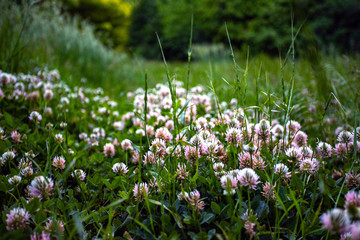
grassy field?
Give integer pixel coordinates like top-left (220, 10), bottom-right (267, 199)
top-left (1, 1), bottom-right (360, 240)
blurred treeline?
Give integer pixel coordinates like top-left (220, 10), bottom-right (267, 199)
top-left (13, 0), bottom-right (359, 60)
top-left (126, 0), bottom-right (360, 60)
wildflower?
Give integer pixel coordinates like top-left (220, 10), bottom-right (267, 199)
top-left (225, 127), bottom-right (242, 144)
top-left (30, 231), bottom-right (51, 240)
top-left (274, 163), bottom-right (291, 179)
top-left (60, 122), bottom-right (67, 128)
top-left (213, 162), bottom-right (226, 177)
top-left (262, 182), bottom-right (276, 200)
top-left (255, 119), bottom-right (271, 141)
top-left (6, 207), bottom-right (30, 231)
top-left (44, 107), bottom-right (53, 115)
top-left (29, 111), bottom-right (42, 123)
top-left (237, 168), bottom-right (260, 190)
top-left (132, 151), bottom-right (140, 164)
top-left (317, 142), bottom-right (333, 158)
top-left (345, 191), bottom-right (360, 220)
top-left (228, 118), bottom-right (240, 128)
top-left (52, 156), bottom-right (65, 170)
top-left (2, 150), bottom-right (15, 162)
top-left (72, 169), bottom-right (86, 181)
top-left (11, 131), bottom-right (21, 143)
top-left (135, 129), bottom-right (145, 136)
top-left (112, 162), bottom-right (128, 175)
top-left (176, 163), bottom-right (189, 180)
top-left (300, 146), bottom-right (313, 159)
top-left (355, 127), bottom-right (360, 141)
top-left (150, 138), bottom-right (167, 157)
top-left (220, 174), bottom-right (238, 195)
top-left (238, 152), bottom-right (264, 170)
top-left (177, 191), bottom-right (189, 200)
top-left (346, 172), bottom-right (360, 190)
top-left (54, 133), bottom-right (64, 143)
top-left (243, 210), bottom-right (257, 239)
top-left (286, 146), bottom-right (302, 160)
top-left (243, 142), bottom-right (258, 154)
top-left (321, 208), bottom-right (350, 234)
top-left (133, 182), bottom-right (149, 202)
top-left (337, 130), bottom-right (354, 144)
top-left (335, 143), bottom-right (348, 160)
top-left (271, 124), bottom-right (284, 139)
top-left (121, 139), bottom-right (133, 152)
top-left (8, 175), bottom-right (22, 186)
top-left (43, 89), bottom-right (54, 101)
top-left (155, 127), bottom-right (173, 142)
top-left (294, 131), bottom-right (307, 147)
top-left (45, 219), bottom-right (65, 233)
top-left (103, 143), bottom-right (115, 158)
top-left (299, 158), bottom-right (319, 175)
top-left (27, 176), bottom-right (54, 200)
top-left (286, 120), bottom-right (301, 136)
top-left (21, 166), bottom-right (34, 177)
top-left (188, 189), bottom-right (205, 212)
top-left (185, 146), bottom-right (200, 166)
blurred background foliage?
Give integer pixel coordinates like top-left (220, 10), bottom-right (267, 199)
top-left (127, 0), bottom-right (360, 60)
top-left (62, 0), bottom-right (132, 50)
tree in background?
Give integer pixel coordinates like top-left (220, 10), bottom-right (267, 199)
top-left (63, 0), bottom-right (132, 50)
top-left (128, 0), bottom-right (360, 60)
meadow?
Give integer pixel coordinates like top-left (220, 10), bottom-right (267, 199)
top-left (1, 1), bottom-right (360, 240)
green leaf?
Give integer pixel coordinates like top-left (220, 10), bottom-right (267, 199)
top-left (27, 198), bottom-right (41, 214)
top-left (201, 213), bottom-right (215, 224)
top-left (4, 112), bottom-right (14, 127)
top-left (290, 175), bottom-right (303, 193)
top-left (211, 202), bottom-right (221, 215)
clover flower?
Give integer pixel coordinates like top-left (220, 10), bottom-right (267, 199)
top-left (294, 131), bottom-right (307, 147)
top-left (6, 207), bottom-right (30, 231)
top-left (188, 189), bottom-right (205, 212)
top-left (299, 158), bottom-right (319, 175)
top-left (103, 143), bottom-right (115, 158)
top-left (133, 182), bottom-right (149, 202)
top-left (337, 130), bottom-right (354, 144)
top-left (29, 111), bottom-right (42, 123)
top-left (262, 182), bottom-right (276, 200)
top-left (45, 219), bottom-right (65, 233)
top-left (176, 163), bottom-right (189, 180)
top-left (2, 150), bottom-right (15, 162)
top-left (155, 127), bottom-right (173, 142)
top-left (27, 176), bottom-right (54, 200)
top-left (220, 174), bottom-right (238, 195)
top-left (225, 127), bottom-right (242, 145)
top-left (255, 119), bottom-right (271, 141)
top-left (346, 172), bottom-right (360, 190)
top-left (335, 143), bottom-right (348, 160)
top-left (54, 133), bottom-right (64, 144)
top-left (72, 169), bottom-right (86, 181)
top-left (286, 120), bottom-right (301, 136)
top-left (52, 156), bottom-right (65, 170)
top-left (274, 163), bottom-right (291, 179)
top-left (11, 131), bottom-right (21, 143)
top-left (237, 168), bottom-right (260, 190)
top-left (321, 208), bottom-right (350, 234)
top-left (21, 166), bottom-right (34, 177)
top-left (30, 231), bottom-right (50, 240)
top-left (121, 139), bottom-right (133, 152)
top-left (317, 142), bottom-right (333, 158)
top-left (8, 175), bottom-right (22, 186)
top-left (112, 162), bottom-right (128, 175)
top-left (185, 146), bottom-right (201, 166)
